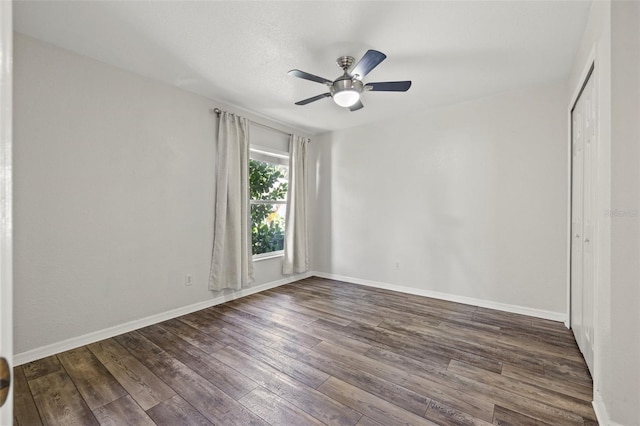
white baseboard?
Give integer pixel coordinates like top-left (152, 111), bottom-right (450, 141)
top-left (311, 271), bottom-right (567, 322)
top-left (14, 270), bottom-right (567, 365)
top-left (592, 394), bottom-right (607, 426)
top-left (14, 272), bottom-right (312, 366)
top-left (593, 390), bottom-right (622, 426)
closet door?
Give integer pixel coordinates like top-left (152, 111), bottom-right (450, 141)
top-left (571, 68), bottom-right (596, 373)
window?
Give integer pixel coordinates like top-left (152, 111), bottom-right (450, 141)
top-left (249, 147), bottom-right (289, 258)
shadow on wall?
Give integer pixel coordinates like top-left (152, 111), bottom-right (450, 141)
top-left (310, 135), bottom-right (333, 272)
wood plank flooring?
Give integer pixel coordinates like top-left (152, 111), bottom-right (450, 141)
top-left (13, 277), bottom-right (598, 425)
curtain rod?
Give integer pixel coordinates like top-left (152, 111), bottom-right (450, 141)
top-left (210, 107), bottom-right (296, 139)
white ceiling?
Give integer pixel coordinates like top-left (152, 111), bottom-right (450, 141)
top-left (14, 1), bottom-right (591, 135)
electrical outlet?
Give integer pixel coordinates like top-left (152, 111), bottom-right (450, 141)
top-left (395, 262), bottom-right (400, 270)
top-left (184, 274), bottom-right (192, 286)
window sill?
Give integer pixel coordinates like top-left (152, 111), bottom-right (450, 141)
top-left (252, 251), bottom-right (284, 262)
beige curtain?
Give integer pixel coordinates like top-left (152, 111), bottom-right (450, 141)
top-left (283, 135), bottom-right (309, 274)
top-left (209, 112), bottom-right (254, 290)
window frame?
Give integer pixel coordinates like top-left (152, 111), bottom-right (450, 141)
top-left (249, 145), bottom-right (290, 261)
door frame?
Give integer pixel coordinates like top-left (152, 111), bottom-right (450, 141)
top-left (568, 60), bottom-right (595, 331)
top-left (0, 0), bottom-right (13, 423)
top-left (566, 48), bottom-right (597, 331)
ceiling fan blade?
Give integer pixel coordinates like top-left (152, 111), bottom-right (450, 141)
top-left (288, 69), bottom-right (333, 85)
top-left (349, 100), bottom-right (364, 112)
top-left (351, 50), bottom-right (386, 78)
top-left (367, 81), bottom-right (412, 92)
top-left (295, 93), bottom-right (331, 105)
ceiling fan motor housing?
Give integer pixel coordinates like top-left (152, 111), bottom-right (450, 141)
top-left (330, 74), bottom-right (364, 96)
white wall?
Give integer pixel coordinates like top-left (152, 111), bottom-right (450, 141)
top-left (310, 81), bottom-right (568, 317)
top-left (609, 1), bottom-right (640, 423)
top-left (568, 1), bottom-right (640, 424)
top-left (13, 34), bottom-right (310, 359)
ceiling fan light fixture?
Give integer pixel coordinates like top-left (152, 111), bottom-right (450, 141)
top-left (333, 89), bottom-right (360, 107)
top-left (331, 76), bottom-right (363, 107)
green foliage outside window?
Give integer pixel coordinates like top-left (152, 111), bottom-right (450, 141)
top-left (249, 159), bottom-right (288, 255)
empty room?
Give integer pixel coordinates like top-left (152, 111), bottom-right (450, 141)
top-left (0, 1), bottom-right (639, 425)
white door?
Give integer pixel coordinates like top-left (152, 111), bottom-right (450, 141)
top-left (0, 0), bottom-right (13, 423)
top-left (571, 67), bottom-right (596, 374)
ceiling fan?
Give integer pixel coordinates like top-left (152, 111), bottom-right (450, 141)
top-left (288, 49), bottom-right (412, 111)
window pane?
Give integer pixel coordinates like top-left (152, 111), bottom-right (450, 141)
top-left (249, 159), bottom-right (288, 201)
top-left (250, 149), bottom-right (288, 166)
top-left (249, 155), bottom-right (289, 257)
top-left (251, 204), bottom-right (286, 255)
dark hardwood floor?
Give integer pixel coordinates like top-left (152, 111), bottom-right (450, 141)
top-left (14, 277), bottom-right (598, 425)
